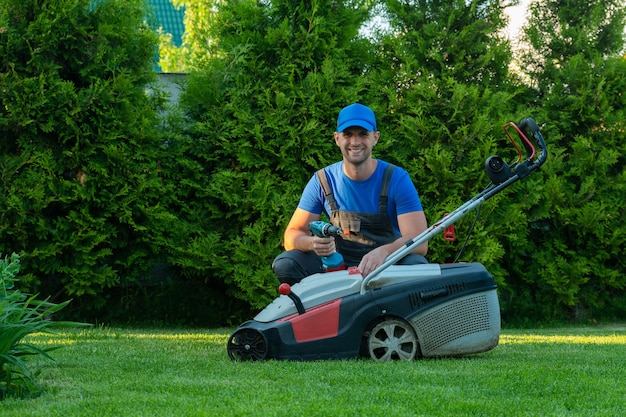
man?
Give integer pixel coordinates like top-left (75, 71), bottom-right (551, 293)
top-left (272, 103), bottom-right (428, 284)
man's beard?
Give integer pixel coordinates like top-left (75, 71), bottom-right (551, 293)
top-left (342, 147), bottom-right (371, 165)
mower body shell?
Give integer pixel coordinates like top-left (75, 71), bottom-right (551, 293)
top-left (229, 262), bottom-right (500, 360)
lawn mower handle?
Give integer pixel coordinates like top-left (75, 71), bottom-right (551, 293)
top-left (360, 117), bottom-right (547, 293)
top-left (519, 117), bottom-right (548, 167)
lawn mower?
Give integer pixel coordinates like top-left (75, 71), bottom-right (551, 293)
top-left (227, 118), bottom-right (547, 361)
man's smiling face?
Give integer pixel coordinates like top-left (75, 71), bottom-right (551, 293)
top-left (334, 127), bottom-right (380, 166)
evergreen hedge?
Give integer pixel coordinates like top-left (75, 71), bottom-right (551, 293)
top-left (507, 0), bottom-right (626, 322)
top-left (0, 0), bottom-right (218, 316)
top-left (0, 0), bottom-right (624, 325)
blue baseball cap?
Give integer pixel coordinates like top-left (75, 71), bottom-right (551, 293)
top-left (336, 103), bottom-right (377, 133)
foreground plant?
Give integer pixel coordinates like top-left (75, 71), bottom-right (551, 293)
top-left (0, 253), bottom-right (90, 399)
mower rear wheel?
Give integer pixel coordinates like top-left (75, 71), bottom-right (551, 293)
top-left (227, 328), bottom-right (268, 361)
top-left (367, 318), bottom-right (418, 361)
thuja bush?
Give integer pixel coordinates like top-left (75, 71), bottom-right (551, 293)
top-left (1, 0), bottom-right (623, 325)
top-left (500, 58), bottom-right (626, 323)
top-left (0, 253), bottom-right (89, 399)
top-left (175, 0), bottom-right (377, 309)
top-left (364, 0), bottom-right (522, 285)
top-left (503, 0), bottom-right (626, 323)
top-left (0, 0), bottom-right (209, 312)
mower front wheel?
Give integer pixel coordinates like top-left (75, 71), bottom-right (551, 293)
top-left (227, 328), bottom-right (268, 361)
top-left (367, 318), bottom-right (419, 361)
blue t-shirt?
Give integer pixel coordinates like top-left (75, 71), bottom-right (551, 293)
top-left (297, 160), bottom-right (423, 236)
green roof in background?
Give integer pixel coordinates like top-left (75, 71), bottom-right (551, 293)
top-left (148, 0), bottom-right (185, 71)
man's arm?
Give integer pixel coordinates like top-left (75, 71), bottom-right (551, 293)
top-left (397, 210), bottom-right (429, 256)
top-left (283, 208), bottom-right (319, 251)
top-left (283, 208), bottom-right (337, 258)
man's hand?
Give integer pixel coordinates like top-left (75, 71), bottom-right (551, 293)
top-left (311, 236), bottom-right (336, 257)
top-left (358, 246), bottom-right (390, 278)
top-left (356, 211), bottom-right (429, 277)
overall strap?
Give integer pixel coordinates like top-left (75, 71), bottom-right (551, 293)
top-left (379, 163), bottom-right (396, 213)
top-left (316, 169), bottom-right (339, 212)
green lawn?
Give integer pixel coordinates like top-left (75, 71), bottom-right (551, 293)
top-left (2, 325), bottom-right (625, 416)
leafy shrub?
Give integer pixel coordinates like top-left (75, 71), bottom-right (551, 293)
top-left (504, 0), bottom-right (626, 322)
top-left (0, 253), bottom-right (89, 399)
top-left (174, 0), bottom-right (376, 309)
top-left (1, 0), bottom-right (624, 325)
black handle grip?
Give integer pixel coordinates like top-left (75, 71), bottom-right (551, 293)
top-left (518, 117), bottom-right (547, 167)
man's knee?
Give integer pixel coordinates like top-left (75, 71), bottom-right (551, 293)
top-left (398, 253), bottom-right (429, 265)
top-left (272, 250), bottom-right (323, 285)
top-left (272, 255), bottom-right (303, 285)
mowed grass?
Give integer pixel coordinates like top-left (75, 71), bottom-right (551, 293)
top-left (2, 324), bottom-right (624, 417)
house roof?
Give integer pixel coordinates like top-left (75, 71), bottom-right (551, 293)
top-left (148, 0), bottom-right (185, 46)
top-left (147, 0), bottom-right (185, 71)
top-left (149, 0), bottom-right (186, 47)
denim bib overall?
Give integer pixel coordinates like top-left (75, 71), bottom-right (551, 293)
top-left (316, 164), bottom-right (398, 267)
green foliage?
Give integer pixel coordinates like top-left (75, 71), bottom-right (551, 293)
top-left (364, 0), bottom-right (520, 282)
top-left (1, 0), bottom-right (625, 325)
top-left (501, 0), bottom-right (626, 322)
top-left (0, 253), bottom-right (89, 399)
top-left (171, 0), bottom-right (626, 322)
top-left (175, 0), bottom-right (376, 308)
top-left (0, 0), bottom-right (211, 311)
top-left (382, 0), bottom-right (512, 87)
top-left (520, 0), bottom-right (625, 87)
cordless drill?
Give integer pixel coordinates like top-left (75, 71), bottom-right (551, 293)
top-left (308, 221), bottom-right (345, 272)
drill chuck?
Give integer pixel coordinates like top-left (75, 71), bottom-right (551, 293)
top-left (309, 221), bottom-right (342, 237)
